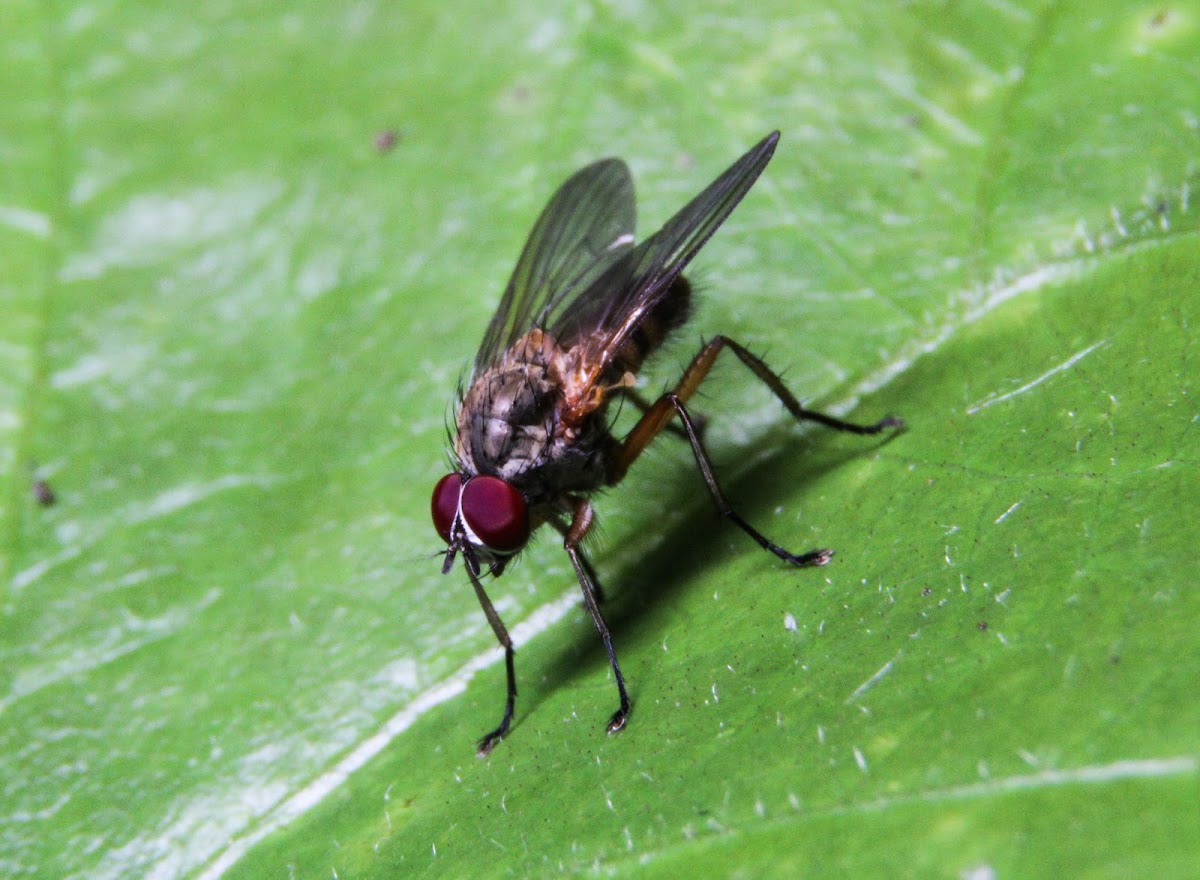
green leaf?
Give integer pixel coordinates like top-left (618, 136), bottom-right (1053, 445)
top-left (2, 2), bottom-right (1196, 878)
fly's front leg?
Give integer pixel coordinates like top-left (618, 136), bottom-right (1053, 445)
top-left (564, 497), bottom-right (631, 734)
top-left (466, 565), bottom-right (518, 757)
top-left (608, 335), bottom-right (903, 566)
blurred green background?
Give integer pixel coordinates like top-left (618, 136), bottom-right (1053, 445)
top-left (1, 1), bottom-right (1197, 877)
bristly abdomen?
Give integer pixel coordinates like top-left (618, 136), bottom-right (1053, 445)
top-left (610, 276), bottom-right (692, 378)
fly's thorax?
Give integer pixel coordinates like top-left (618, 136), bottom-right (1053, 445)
top-left (455, 328), bottom-right (614, 501)
top-left (456, 360), bottom-right (557, 483)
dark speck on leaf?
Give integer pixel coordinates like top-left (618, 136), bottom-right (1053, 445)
top-left (375, 129), bottom-right (400, 153)
top-left (33, 478), bottom-right (56, 506)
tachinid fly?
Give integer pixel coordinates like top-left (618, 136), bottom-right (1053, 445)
top-left (432, 131), bottom-right (902, 756)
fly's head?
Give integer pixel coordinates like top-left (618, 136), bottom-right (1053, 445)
top-left (432, 472), bottom-right (531, 577)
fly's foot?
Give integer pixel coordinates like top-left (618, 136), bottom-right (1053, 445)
top-left (606, 706), bottom-right (630, 735)
top-left (787, 547), bottom-right (834, 567)
top-left (873, 415), bottom-right (906, 433)
top-left (476, 728), bottom-right (506, 758)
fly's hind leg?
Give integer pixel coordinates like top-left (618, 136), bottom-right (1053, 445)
top-left (608, 335), bottom-right (903, 566)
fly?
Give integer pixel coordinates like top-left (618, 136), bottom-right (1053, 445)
top-left (431, 131), bottom-right (903, 756)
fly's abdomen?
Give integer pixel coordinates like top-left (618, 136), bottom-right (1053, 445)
top-left (611, 276), bottom-right (692, 376)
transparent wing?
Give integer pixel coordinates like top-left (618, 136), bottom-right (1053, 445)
top-left (551, 131), bottom-right (780, 368)
top-left (473, 158), bottom-right (636, 374)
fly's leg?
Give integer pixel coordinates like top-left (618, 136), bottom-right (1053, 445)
top-left (577, 552), bottom-right (606, 604)
top-left (466, 565), bottom-right (518, 757)
top-left (617, 386), bottom-right (704, 442)
top-left (609, 335), bottom-right (903, 565)
top-left (551, 513), bottom-right (607, 603)
top-left (665, 396), bottom-right (833, 565)
top-left (564, 497), bottom-right (631, 734)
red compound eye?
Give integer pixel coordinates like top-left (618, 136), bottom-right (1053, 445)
top-left (431, 473), bottom-right (464, 543)
top-left (460, 476), bottom-right (529, 554)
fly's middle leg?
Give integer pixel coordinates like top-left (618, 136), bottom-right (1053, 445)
top-left (608, 335), bottom-right (903, 565)
top-left (551, 512), bottom-right (607, 603)
top-left (563, 497), bottom-right (631, 734)
top-left (615, 386), bottom-right (703, 443)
